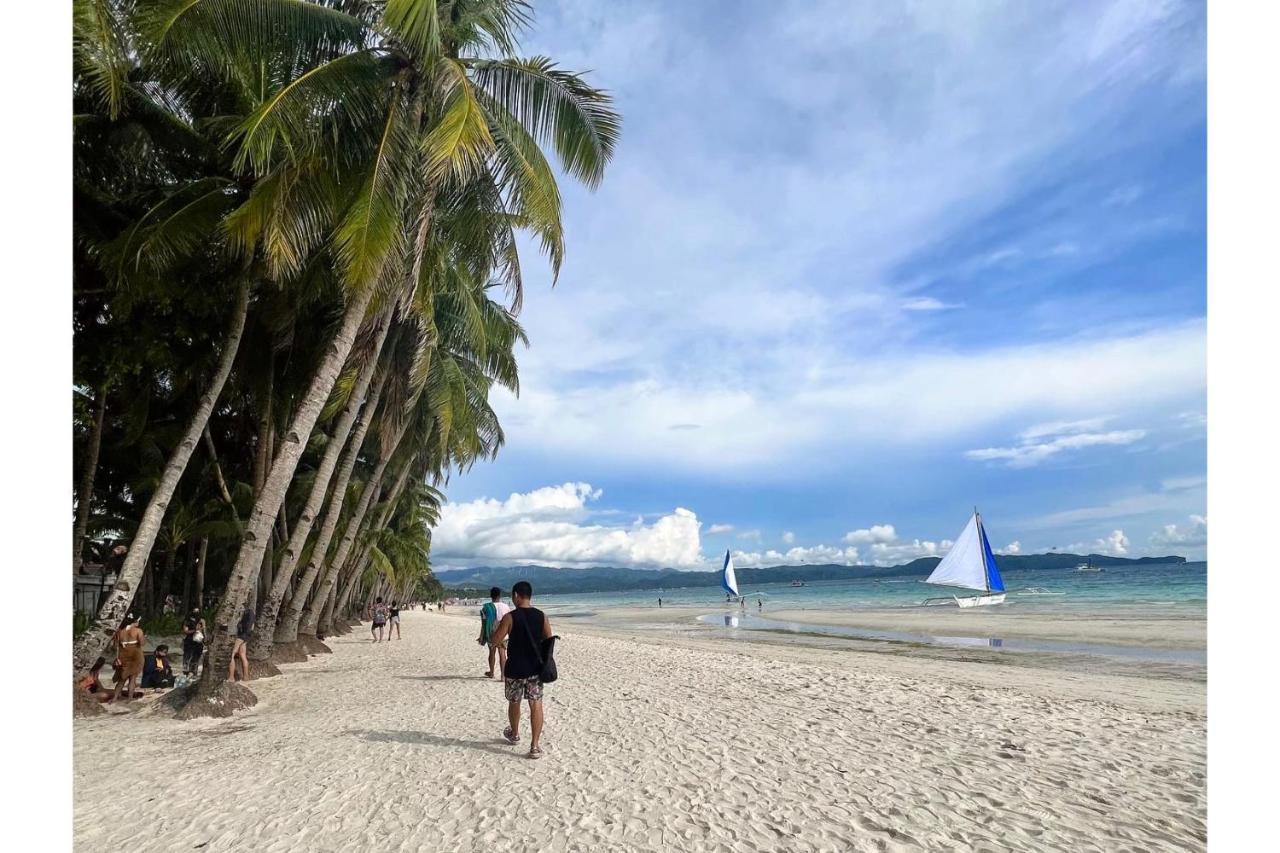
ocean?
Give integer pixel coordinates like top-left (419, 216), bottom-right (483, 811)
top-left (534, 561), bottom-right (1207, 614)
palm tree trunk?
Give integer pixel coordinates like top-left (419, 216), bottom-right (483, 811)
top-left (73, 280), bottom-right (251, 671)
top-left (298, 415), bottom-right (412, 639)
top-left (195, 538), bottom-right (208, 610)
top-left (72, 390), bottom-right (108, 573)
top-left (199, 284), bottom-right (375, 688)
top-left (203, 426), bottom-right (242, 532)
top-left (272, 373), bottom-right (387, 646)
top-left (248, 312), bottom-right (393, 662)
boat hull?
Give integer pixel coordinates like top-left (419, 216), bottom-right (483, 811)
top-left (955, 593), bottom-right (1006, 608)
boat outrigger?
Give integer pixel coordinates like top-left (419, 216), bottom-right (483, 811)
top-left (922, 510), bottom-right (1007, 608)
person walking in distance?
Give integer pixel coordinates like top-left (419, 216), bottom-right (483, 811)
top-left (477, 587), bottom-right (511, 679)
top-left (370, 597), bottom-right (388, 643)
top-left (387, 601), bottom-right (402, 641)
top-left (490, 581), bottom-right (553, 759)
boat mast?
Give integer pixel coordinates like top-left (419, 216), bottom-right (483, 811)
top-left (975, 507), bottom-right (990, 595)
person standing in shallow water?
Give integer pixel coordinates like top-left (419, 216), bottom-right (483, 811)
top-left (490, 581), bottom-right (553, 759)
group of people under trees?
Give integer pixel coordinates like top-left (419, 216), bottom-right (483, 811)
top-left (77, 606), bottom-right (218, 703)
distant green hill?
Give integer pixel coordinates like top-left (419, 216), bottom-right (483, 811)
top-left (436, 553), bottom-right (1187, 595)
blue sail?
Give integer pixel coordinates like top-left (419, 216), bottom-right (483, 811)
top-left (977, 518), bottom-right (1006, 593)
top-left (720, 550), bottom-right (739, 596)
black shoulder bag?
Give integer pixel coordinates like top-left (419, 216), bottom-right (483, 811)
top-left (519, 612), bottom-right (559, 684)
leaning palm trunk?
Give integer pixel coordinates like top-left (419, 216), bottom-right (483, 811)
top-left (73, 281), bottom-right (251, 671)
top-left (298, 414), bottom-right (413, 639)
top-left (248, 314), bottom-right (393, 664)
top-left (294, 466), bottom-right (384, 642)
top-left (199, 285), bottom-right (376, 688)
top-left (72, 389), bottom-right (107, 573)
top-left (272, 373), bottom-right (387, 650)
top-left (317, 453), bottom-right (415, 635)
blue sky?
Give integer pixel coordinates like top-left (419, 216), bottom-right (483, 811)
top-left (431, 0), bottom-right (1207, 569)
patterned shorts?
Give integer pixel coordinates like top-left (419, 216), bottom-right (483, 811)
top-left (504, 676), bottom-right (543, 702)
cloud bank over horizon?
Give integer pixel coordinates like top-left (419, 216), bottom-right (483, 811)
top-left (429, 483), bottom-right (1205, 570)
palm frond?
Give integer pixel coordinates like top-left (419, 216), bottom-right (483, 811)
top-left (468, 56), bottom-right (619, 189)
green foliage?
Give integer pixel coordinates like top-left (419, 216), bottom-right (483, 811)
top-left (72, 0), bottom-right (620, 646)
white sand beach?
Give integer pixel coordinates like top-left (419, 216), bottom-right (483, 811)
top-left (74, 608), bottom-right (1206, 852)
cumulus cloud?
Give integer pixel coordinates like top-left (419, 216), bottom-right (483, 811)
top-left (1068, 529), bottom-right (1130, 556)
top-left (966, 420), bottom-right (1146, 468)
top-left (1150, 515), bottom-right (1207, 549)
top-left (844, 524), bottom-right (897, 545)
top-left (738, 529), bottom-right (763, 542)
top-left (706, 524), bottom-right (735, 535)
top-left (1003, 541), bottom-right (1022, 555)
top-left (430, 483), bottom-right (703, 569)
top-left (733, 545), bottom-right (861, 568)
top-left (781, 531), bottom-right (796, 545)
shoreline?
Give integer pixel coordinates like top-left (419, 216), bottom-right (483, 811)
top-left (75, 609), bottom-right (1206, 851)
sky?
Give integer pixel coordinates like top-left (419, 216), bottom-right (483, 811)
top-left (430, 0), bottom-right (1207, 570)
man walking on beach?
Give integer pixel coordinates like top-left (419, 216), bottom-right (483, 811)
top-left (490, 581), bottom-right (553, 759)
top-left (478, 587), bottom-right (510, 678)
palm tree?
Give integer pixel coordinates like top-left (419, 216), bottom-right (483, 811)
top-left (186, 0), bottom-right (617, 698)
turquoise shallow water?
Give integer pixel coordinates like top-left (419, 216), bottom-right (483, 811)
top-left (536, 561), bottom-right (1206, 614)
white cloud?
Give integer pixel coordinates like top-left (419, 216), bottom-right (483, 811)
top-left (1068, 529), bottom-right (1130, 556)
top-left (499, 322), bottom-right (1203, 474)
top-left (1003, 541), bottom-right (1022, 555)
top-left (902, 296), bottom-right (961, 311)
top-left (733, 545), bottom-right (861, 568)
top-left (1150, 515), bottom-right (1206, 549)
top-left (966, 420), bottom-right (1146, 468)
top-left (844, 524), bottom-right (897, 545)
top-left (738, 529), bottom-right (762, 542)
top-left (706, 523), bottom-right (735, 535)
top-left (431, 483), bottom-right (703, 569)
top-left (781, 531), bottom-right (796, 545)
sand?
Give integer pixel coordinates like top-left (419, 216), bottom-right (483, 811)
top-left (74, 608), bottom-right (1206, 852)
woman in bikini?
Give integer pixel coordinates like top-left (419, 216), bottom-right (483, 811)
top-left (111, 614), bottom-right (146, 702)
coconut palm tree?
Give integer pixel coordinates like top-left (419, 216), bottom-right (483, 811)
top-left (186, 1), bottom-right (616, 699)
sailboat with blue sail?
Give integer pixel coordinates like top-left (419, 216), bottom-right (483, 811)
top-left (720, 550), bottom-right (739, 598)
top-left (923, 510), bottom-right (1007, 608)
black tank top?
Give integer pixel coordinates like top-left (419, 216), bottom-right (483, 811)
top-left (503, 607), bottom-right (546, 679)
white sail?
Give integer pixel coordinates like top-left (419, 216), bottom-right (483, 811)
top-left (720, 550), bottom-right (739, 597)
top-left (925, 513), bottom-right (989, 593)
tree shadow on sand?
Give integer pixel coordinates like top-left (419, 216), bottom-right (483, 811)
top-left (393, 674), bottom-right (484, 682)
top-left (345, 728), bottom-right (514, 756)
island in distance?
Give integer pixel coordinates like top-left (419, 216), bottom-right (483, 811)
top-left (436, 553), bottom-right (1188, 596)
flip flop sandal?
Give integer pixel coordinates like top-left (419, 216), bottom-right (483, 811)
top-left (503, 727), bottom-right (520, 744)
top-left (527, 747), bottom-right (543, 760)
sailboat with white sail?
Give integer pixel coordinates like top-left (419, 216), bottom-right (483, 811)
top-left (922, 510), bottom-right (1007, 608)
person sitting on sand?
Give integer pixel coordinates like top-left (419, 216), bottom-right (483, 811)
top-left (142, 645), bottom-right (176, 690)
top-left (370, 597), bottom-right (388, 642)
top-left (478, 587), bottom-right (511, 679)
top-left (229, 605), bottom-right (253, 682)
top-left (490, 581), bottom-right (554, 760)
top-left (78, 656), bottom-right (113, 703)
top-left (181, 608), bottom-right (205, 676)
top-left (111, 614), bottom-right (145, 702)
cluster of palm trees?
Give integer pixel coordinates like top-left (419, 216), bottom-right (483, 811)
top-left (71, 0), bottom-right (619, 711)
